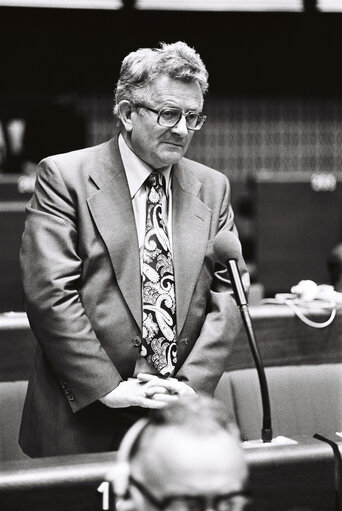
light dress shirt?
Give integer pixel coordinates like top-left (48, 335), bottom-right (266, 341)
top-left (118, 134), bottom-right (174, 376)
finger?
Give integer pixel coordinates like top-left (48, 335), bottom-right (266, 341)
top-left (151, 393), bottom-right (179, 403)
top-left (143, 378), bottom-right (170, 389)
top-left (137, 373), bottom-right (178, 384)
top-left (146, 379), bottom-right (179, 394)
top-left (136, 373), bottom-right (157, 382)
top-left (137, 374), bottom-right (181, 393)
top-left (164, 376), bottom-right (178, 383)
top-left (136, 397), bottom-right (166, 409)
top-left (144, 386), bottom-right (170, 397)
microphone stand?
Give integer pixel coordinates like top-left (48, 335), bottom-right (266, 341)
top-left (227, 260), bottom-right (273, 443)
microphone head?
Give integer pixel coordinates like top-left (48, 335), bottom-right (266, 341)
top-left (213, 230), bottom-right (242, 263)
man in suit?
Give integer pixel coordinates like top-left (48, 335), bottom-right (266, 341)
top-left (112, 396), bottom-right (249, 511)
top-left (19, 41), bottom-right (248, 457)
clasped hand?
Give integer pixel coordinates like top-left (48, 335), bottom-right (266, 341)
top-left (99, 373), bottom-right (195, 409)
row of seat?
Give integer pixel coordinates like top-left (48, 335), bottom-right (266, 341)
top-left (1, 363), bottom-right (341, 462)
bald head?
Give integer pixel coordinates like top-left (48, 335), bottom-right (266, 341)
top-left (133, 425), bottom-right (248, 495)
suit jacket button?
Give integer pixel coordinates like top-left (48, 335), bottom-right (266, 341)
top-left (68, 394), bottom-right (74, 401)
top-left (132, 336), bottom-right (142, 348)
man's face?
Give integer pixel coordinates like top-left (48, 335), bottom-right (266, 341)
top-left (126, 75), bottom-right (203, 170)
top-left (129, 427), bottom-right (248, 511)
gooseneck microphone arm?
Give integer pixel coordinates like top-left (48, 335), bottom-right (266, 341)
top-left (227, 260), bottom-right (272, 442)
top-left (214, 230), bottom-right (272, 443)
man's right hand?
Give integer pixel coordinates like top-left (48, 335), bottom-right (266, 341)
top-left (98, 378), bottom-right (177, 409)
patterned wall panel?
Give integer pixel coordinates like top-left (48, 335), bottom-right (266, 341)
top-left (78, 94), bottom-right (342, 181)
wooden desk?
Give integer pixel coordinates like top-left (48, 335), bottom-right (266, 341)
top-left (245, 435), bottom-right (337, 511)
top-left (0, 451), bottom-right (117, 511)
top-left (0, 435), bottom-right (337, 511)
top-left (0, 313), bottom-right (35, 381)
top-left (1, 304), bottom-right (341, 381)
top-left (0, 202), bottom-right (27, 313)
top-left (227, 303), bottom-right (342, 371)
top-left (0, 174), bottom-right (33, 313)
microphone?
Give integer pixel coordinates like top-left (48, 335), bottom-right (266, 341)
top-left (213, 230), bottom-right (273, 443)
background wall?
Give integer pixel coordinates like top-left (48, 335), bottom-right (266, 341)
top-left (2, 6), bottom-right (342, 171)
top-left (1, 7), bottom-right (341, 96)
top-left (1, 6), bottom-right (342, 309)
top-left (2, 6), bottom-right (342, 176)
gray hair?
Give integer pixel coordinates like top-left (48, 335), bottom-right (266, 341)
top-left (113, 41), bottom-right (209, 117)
top-left (128, 396), bottom-right (238, 460)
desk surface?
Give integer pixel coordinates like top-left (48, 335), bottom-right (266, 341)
top-left (0, 304), bottom-right (341, 380)
top-left (0, 312), bottom-right (30, 331)
top-left (227, 303), bottom-right (342, 370)
top-left (0, 304), bottom-right (336, 328)
top-left (0, 435), bottom-right (339, 511)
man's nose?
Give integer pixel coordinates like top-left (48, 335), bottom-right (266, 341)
top-left (170, 114), bottom-right (189, 136)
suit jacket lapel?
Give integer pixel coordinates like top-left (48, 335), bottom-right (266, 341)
top-left (87, 139), bottom-right (142, 329)
top-left (172, 162), bottom-right (211, 335)
top-left (86, 141), bottom-right (212, 334)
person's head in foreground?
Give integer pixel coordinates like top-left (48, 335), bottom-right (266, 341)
top-left (112, 396), bottom-right (250, 511)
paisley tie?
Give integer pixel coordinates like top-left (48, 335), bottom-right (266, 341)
top-left (141, 171), bottom-right (177, 376)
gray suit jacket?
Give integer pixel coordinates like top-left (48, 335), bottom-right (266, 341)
top-left (19, 137), bottom-right (246, 457)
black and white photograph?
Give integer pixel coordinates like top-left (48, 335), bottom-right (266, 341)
top-left (0, 1), bottom-right (341, 510)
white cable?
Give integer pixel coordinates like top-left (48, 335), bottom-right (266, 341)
top-left (262, 294), bottom-right (337, 328)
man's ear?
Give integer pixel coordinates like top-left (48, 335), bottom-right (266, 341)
top-left (115, 497), bottom-right (138, 511)
top-left (117, 100), bottom-right (134, 132)
top-left (108, 462), bottom-right (141, 511)
top-left (108, 461), bottom-right (130, 499)
top-left (110, 419), bottom-right (150, 511)
top-left (116, 494), bottom-right (137, 511)
top-left (106, 462), bottom-right (137, 511)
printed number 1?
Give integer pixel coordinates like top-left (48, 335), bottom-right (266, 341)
top-left (98, 481), bottom-right (110, 510)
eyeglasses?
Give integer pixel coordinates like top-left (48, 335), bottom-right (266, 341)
top-left (129, 476), bottom-right (250, 511)
top-left (134, 103), bottom-right (207, 131)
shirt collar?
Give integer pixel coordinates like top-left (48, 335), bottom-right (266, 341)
top-left (118, 133), bottom-right (172, 199)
